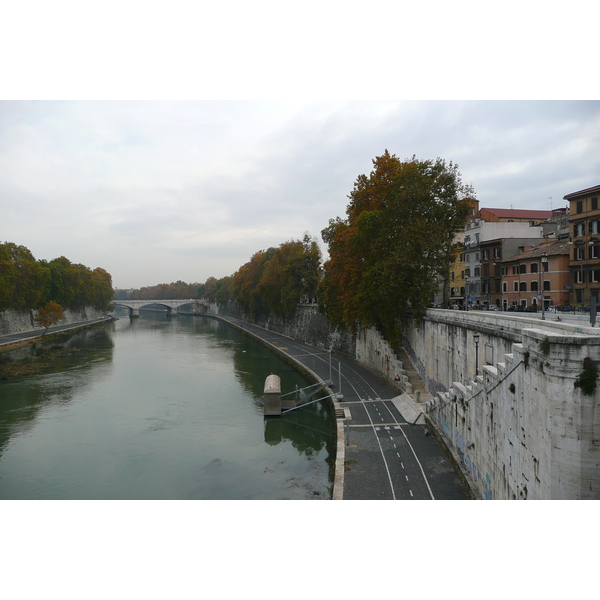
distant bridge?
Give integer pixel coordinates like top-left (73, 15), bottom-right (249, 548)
top-left (112, 299), bottom-right (211, 318)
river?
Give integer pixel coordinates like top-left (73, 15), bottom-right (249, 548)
top-left (0, 312), bottom-right (335, 499)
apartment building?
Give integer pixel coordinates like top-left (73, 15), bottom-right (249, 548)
top-left (463, 219), bottom-right (544, 307)
top-left (479, 207), bottom-right (553, 223)
top-left (479, 237), bottom-right (551, 308)
top-left (565, 184), bottom-right (600, 307)
top-left (500, 240), bottom-right (570, 310)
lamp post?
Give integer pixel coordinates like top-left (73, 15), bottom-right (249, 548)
top-left (541, 255), bottom-right (548, 320)
top-left (474, 333), bottom-right (480, 378)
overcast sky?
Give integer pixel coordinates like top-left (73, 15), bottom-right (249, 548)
top-left (2, 100), bottom-right (598, 289)
top-left (2, 5), bottom-right (599, 290)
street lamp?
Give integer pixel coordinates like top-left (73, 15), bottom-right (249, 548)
top-left (541, 255), bottom-right (548, 320)
top-left (473, 333), bottom-right (480, 377)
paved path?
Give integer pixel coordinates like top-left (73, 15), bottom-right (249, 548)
top-left (0, 316), bottom-right (112, 347)
top-left (215, 314), bottom-right (471, 501)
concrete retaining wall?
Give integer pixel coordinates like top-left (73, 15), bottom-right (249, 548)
top-left (0, 307), bottom-right (106, 336)
top-left (405, 310), bottom-right (600, 499)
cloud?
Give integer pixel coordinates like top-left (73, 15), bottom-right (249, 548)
top-left (1, 100), bottom-right (599, 288)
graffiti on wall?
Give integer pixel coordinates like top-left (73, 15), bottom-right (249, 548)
top-left (428, 378), bottom-right (448, 395)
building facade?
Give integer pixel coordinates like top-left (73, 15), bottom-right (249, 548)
top-left (463, 219), bottom-right (544, 307)
top-left (478, 207), bottom-right (553, 223)
top-left (565, 184), bottom-right (600, 307)
top-left (500, 240), bottom-right (570, 310)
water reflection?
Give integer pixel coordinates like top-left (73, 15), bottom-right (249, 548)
top-left (0, 313), bottom-right (334, 499)
top-left (0, 326), bottom-right (114, 458)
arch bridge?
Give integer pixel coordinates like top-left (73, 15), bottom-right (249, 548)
top-left (112, 299), bottom-right (211, 318)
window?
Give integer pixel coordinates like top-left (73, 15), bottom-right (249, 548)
top-left (494, 247), bottom-right (501, 259)
top-left (575, 246), bottom-right (584, 261)
top-left (520, 264), bottom-right (527, 274)
top-left (592, 245), bottom-right (600, 260)
top-left (451, 272), bottom-right (455, 281)
top-left (575, 270), bottom-right (584, 284)
top-left (530, 263), bottom-right (538, 273)
top-left (502, 282), bottom-right (508, 292)
top-left (543, 261), bottom-right (549, 272)
top-left (592, 197), bottom-right (598, 211)
top-left (531, 280), bottom-right (539, 291)
top-left (590, 220), bottom-right (599, 235)
top-left (543, 280), bottom-right (550, 291)
top-left (482, 280), bottom-right (489, 293)
top-left (501, 266), bottom-right (508, 276)
top-left (465, 268), bottom-right (471, 277)
top-left (575, 222), bottom-right (585, 237)
top-left (474, 267), bottom-right (480, 277)
top-left (495, 279), bottom-right (501, 293)
top-left (520, 282), bottom-right (527, 292)
top-left (577, 200), bottom-right (583, 213)
top-left (592, 270), bottom-right (600, 283)
top-left (514, 281), bottom-right (519, 292)
top-left (512, 265), bottom-right (519, 275)
top-left (483, 249), bottom-right (489, 260)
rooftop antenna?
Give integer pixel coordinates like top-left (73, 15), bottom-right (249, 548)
top-left (548, 196), bottom-right (553, 210)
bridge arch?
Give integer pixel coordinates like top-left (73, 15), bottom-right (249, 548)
top-left (112, 299), bottom-right (209, 318)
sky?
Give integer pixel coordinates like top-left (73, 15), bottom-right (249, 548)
top-left (2, 99), bottom-right (599, 289)
top-left (1, 3), bottom-right (599, 293)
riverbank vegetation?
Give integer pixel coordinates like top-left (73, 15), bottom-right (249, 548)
top-left (318, 151), bottom-right (473, 344)
top-left (135, 152), bottom-right (473, 346)
top-left (113, 280), bottom-right (202, 301)
top-left (0, 242), bottom-right (113, 312)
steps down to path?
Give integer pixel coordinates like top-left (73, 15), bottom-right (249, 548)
top-left (395, 345), bottom-right (432, 409)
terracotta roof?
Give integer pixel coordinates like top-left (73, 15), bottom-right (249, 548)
top-left (563, 184), bottom-right (600, 200)
top-left (481, 208), bottom-right (553, 219)
top-left (500, 239), bottom-right (570, 263)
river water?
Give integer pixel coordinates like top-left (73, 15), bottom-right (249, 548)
top-left (0, 313), bottom-right (335, 499)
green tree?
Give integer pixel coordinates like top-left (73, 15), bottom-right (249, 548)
top-left (232, 235), bottom-right (321, 320)
top-left (319, 151), bottom-right (473, 344)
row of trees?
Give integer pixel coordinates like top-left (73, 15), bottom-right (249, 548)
top-left (142, 151), bottom-right (472, 346)
top-left (195, 234), bottom-right (322, 321)
top-left (231, 234), bottom-right (321, 320)
top-left (113, 281), bottom-right (202, 301)
top-left (0, 242), bottom-right (114, 313)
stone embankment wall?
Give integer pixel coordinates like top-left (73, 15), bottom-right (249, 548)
top-left (403, 310), bottom-right (600, 499)
top-left (0, 307), bottom-right (106, 336)
top-left (216, 302), bottom-right (407, 393)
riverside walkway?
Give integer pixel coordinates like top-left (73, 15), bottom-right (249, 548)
top-left (0, 316), bottom-right (112, 347)
top-left (214, 314), bottom-right (471, 500)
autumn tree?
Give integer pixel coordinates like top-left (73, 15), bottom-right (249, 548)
top-left (319, 151), bottom-right (473, 345)
top-left (34, 301), bottom-right (64, 335)
top-left (0, 242), bottom-right (114, 313)
top-left (231, 234), bottom-right (321, 320)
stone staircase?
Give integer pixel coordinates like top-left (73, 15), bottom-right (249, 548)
top-left (395, 344), bottom-right (431, 406)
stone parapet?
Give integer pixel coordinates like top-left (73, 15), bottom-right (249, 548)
top-left (426, 327), bottom-right (600, 499)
